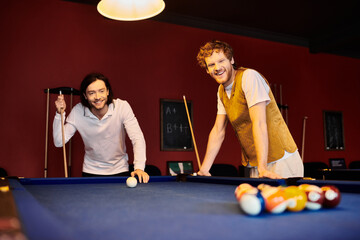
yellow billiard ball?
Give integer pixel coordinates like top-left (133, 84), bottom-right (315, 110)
top-left (284, 186), bottom-right (307, 212)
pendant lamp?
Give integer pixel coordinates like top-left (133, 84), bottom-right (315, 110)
top-left (97, 0), bottom-right (165, 21)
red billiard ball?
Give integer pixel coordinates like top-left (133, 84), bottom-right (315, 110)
top-left (299, 184), bottom-right (324, 210)
top-left (283, 186), bottom-right (307, 212)
top-left (239, 191), bottom-right (265, 216)
top-left (261, 187), bottom-right (288, 214)
top-left (321, 185), bottom-right (341, 208)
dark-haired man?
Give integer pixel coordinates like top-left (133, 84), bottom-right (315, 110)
top-left (196, 40), bottom-right (303, 179)
top-left (53, 73), bottom-right (149, 183)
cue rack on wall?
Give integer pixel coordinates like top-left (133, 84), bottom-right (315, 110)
top-left (44, 87), bottom-right (80, 178)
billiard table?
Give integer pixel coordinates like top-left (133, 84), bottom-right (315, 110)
top-left (3, 176), bottom-right (360, 240)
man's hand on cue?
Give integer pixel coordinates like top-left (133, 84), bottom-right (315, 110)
top-left (55, 94), bottom-right (66, 114)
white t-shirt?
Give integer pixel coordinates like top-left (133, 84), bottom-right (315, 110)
top-left (53, 99), bottom-right (146, 175)
top-left (216, 69), bottom-right (294, 163)
top-left (217, 69), bottom-right (270, 114)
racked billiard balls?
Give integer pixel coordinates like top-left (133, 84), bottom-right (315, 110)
top-left (299, 184), bottom-right (324, 210)
top-left (257, 183), bottom-right (272, 191)
top-left (261, 187), bottom-right (288, 214)
top-left (239, 191), bottom-right (265, 216)
top-left (283, 186), bottom-right (307, 212)
top-left (234, 183), bottom-right (257, 201)
top-left (321, 185), bottom-right (341, 208)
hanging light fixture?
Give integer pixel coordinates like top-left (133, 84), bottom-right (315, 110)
top-left (97, 0), bottom-right (165, 21)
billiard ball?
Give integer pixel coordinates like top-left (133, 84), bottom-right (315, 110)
top-left (261, 187), bottom-right (288, 214)
top-left (283, 186), bottom-right (307, 212)
top-left (299, 184), bottom-right (324, 210)
top-left (234, 183), bottom-right (257, 201)
top-left (239, 191), bottom-right (265, 216)
top-left (257, 183), bottom-right (272, 191)
top-left (321, 185), bottom-right (341, 208)
top-left (235, 183), bottom-right (253, 194)
top-left (126, 177), bottom-right (137, 188)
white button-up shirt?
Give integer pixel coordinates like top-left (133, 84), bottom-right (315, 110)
top-left (53, 99), bottom-right (146, 175)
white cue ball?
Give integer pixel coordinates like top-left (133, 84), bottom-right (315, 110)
top-left (126, 177), bottom-right (137, 188)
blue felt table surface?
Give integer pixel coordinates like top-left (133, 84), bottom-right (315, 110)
top-left (9, 177), bottom-right (360, 240)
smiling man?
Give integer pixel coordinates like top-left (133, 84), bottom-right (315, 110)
top-left (196, 40), bottom-right (303, 179)
top-left (53, 73), bottom-right (149, 183)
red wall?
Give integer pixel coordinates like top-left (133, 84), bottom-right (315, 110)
top-left (1, 0), bottom-right (360, 177)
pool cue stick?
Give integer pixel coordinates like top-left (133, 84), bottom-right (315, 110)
top-left (301, 116), bottom-right (308, 161)
top-left (183, 95), bottom-right (202, 169)
top-left (59, 91), bottom-right (68, 178)
top-left (44, 89), bottom-right (50, 178)
top-left (67, 89), bottom-right (73, 177)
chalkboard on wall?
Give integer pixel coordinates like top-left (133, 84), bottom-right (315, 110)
top-left (323, 111), bottom-right (345, 150)
top-left (160, 99), bottom-right (193, 151)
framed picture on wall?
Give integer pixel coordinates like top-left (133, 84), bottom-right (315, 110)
top-left (160, 99), bottom-right (193, 151)
top-left (323, 111), bottom-right (345, 150)
top-left (329, 158), bottom-right (346, 169)
top-left (167, 161), bottom-right (194, 176)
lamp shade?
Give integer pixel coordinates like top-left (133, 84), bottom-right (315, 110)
top-left (97, 0), bottom-right (165, 21)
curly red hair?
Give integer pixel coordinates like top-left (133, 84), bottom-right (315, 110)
top-left (196, 40), bottom-right (234, 69)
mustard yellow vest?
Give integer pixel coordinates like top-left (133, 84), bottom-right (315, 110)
top-left (219, 68), bottom-right (297, 167)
